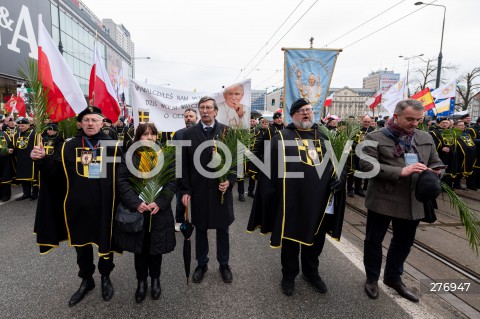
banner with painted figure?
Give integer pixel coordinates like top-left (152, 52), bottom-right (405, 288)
top-left (130, 79), bottom-right (251, 132)
top-left (213, 80), bottom-right (251, 129)
top-left (284, 48), bottom-right (340, 124)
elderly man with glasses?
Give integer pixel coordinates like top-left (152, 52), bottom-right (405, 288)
top-left (248, 98), bottom-right (346, 296)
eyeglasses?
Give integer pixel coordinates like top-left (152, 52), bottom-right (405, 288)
top-left (199, 106), bottom-right (214, 110)
top-left (81, 118), bottom-right (101, 123)
top-left (296, 108), bottom-right (313, 115)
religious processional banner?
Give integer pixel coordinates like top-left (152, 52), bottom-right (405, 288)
top-left (130, 79), bottom-right (251, 131)
top-left (284, 48), bottom-right (340, 124)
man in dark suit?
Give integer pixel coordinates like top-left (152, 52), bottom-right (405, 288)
top-left (180, 97), bottom-right (236, 284)
top-left (172, 108), bottom-right (198, 230)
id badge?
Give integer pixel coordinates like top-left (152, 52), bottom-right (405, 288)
top-left (88, 163), bottom-right (101, 179)
top-left (325, 195), bottom-right (334, 215)
top-left (404, 153), bottom-right (419, 165)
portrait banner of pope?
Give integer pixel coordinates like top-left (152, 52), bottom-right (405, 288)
top-left (284, 48), bottom-right (341, 124)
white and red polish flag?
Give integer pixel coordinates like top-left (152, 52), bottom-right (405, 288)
top-left (89, 42), bottom-right (120, 123)
top-left (365, 91), bottom-right (382, 110)
top-left (37, 19), bottom-right (86, 122)
top-left (324, 92), bottom-right (334, 107)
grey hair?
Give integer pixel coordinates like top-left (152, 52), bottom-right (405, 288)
top-left (394, 99), bottom-right (424, 114)
top-left (184, 108), bottom-right (198, 116)
top-left (198, 96), bottom-right (218, 111)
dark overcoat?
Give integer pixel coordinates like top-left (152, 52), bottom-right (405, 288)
top-left (180, 121), bottom-right (236, 229)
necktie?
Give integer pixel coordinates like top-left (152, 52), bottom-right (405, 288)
top-left (204, 127), bottom-right (213, 138)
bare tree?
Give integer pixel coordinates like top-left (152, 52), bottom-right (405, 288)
top-left (456, 67), bottom-right (480, 110)
top-left (410, 57), bottom-right (458, 94)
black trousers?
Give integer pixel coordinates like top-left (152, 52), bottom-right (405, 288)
top-left (75, 245), bottom-right (114, 279)
top-left (347, 174), bottom-right (363, 192)
top-left (363, 210), bottom-right (420, 283)
top-left (237, 177), bottom-right (256, 195)
top-left (134, 226), bottom-right (162, 280)
top-left (195, 227), bottom-right (229, 266)
top-left (21, 181), bottom-right (38, 197)
top-left (280, 218), bottom-right (329, 280)
top-left (0, 183), bottom-right (11, 199)
top-left (175, 192), bottom-right (185, 223)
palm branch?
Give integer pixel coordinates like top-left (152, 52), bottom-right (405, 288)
top-left (17, 58), bottom-right (49, 141)
top-left (440, 182), bottom-right (480, 255)
top-left (58, 117), bottom-right (80, 139)
top-left (209, 127), bottom-right (253, 204)
top-left (129, 143), bottom-right (176, 205)
top-left (318, 122), bottom-right (359, 178)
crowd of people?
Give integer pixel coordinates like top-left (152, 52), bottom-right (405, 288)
top-left (1, 96), bottom-right (478, 307)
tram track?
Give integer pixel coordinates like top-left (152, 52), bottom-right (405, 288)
top-left (345, 202), bottom-right (480, 284)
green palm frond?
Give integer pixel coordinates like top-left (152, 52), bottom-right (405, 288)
top-left (213, 128), bottom-right (253, 182)
top-left (129, 144), bottom-right (176, 204)
top-left (440, 182), bottom-right (480, 255)
top-left (319, 123), bottom-right (359, 160)
top-left (17, 58), bottom-right (49, 135)
top-left (58, 117), bottom-right (80, 139)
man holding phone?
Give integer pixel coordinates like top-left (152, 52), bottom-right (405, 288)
top-left (359, 99), bottom-right (444, 303)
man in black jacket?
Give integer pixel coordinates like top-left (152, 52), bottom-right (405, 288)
top-left (180, 97), bottom-right (236, 284)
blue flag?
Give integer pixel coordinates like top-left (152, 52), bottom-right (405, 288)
top-left (284, 49), bottom-right (340, 123)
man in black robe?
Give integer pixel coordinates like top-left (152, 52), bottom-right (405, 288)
top-left (466, 117), bottom-right (480, 190)
top-left (13, 117), bottom-right (38, 200)
top-left (31, 106), bottom-right (122, 307)
top-left (180, 97), bottom-right (236, 284)
top-left (0, 116), bottom-right (14, 202)
top-left (248, 98), bottom-right (346, 296)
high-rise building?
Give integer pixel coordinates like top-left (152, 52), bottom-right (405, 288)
top-left (0, 0), bottom-right (133, 112)
top-left (363, 69), bottom-right (400, 93)
top-left (251, 90), bottom-right (266, 111)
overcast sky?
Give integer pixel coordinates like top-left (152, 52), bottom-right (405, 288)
top-left (81, 0), bottom-right (479, 93)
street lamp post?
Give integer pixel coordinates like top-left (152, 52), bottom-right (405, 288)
top-left (399, 54), bottom-right (424, 94)
top-left (415, 2), bottom-right (446, 88)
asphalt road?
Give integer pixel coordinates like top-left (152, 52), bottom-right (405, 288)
top-left (0, 185), bottom-right (456, 318)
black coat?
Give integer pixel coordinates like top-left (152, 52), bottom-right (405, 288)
top-left (114, 152), bottom-right (176, 255)
top-left (180, 121), bottom-right (236, 229)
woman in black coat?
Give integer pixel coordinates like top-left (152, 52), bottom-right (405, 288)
top-left (115, 123), bottom-right (176, 303)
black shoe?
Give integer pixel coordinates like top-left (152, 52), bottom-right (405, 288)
top-left (247, 191), bottom-right (255, 198)
top-left (238, 194), bottom-right (245, 202)
top-left (192, 265), bottom-right (207, 283)
top-left (302, 274), bottom-right (327, 294)
top-left (1, 196), bottom-right (10, 202)
top-left (30, 195), bottom-right (38, 201)
top-left (281, 277), bottom-right (295, 296)
top-left (354, 189), bottom-right (366, 197)
top-left (383, 279), bottom-right (419, 302)
top-left (135, 280), bottom-right (147, 304)
top-left (365, 279), bottom-right (379, 299)
top-left (219, 265), bottom-right (233, 283)
top-left (15, 194), bottom-right (31, 201)
top-left (101, 275), bottom-right (114, 301)
top-left (151, 277), bottom-right (161, 300)
top-left (68, 277), bottom-right (95, 307)
top-left (347, 190), bottom-right (354, 198)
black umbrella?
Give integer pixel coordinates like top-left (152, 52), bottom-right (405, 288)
top-left (180, 205), bottom-right (194, 284)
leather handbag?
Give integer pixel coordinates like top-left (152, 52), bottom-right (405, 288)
top-left (115, 202), bottom-right (143, 233)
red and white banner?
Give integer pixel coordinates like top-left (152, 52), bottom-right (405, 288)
top-left (365, 92), bottom-right (382, 110)
top-left (37, 18), bottom-right (86, 122)
top-left (4, 95), bottom-right (26, 116)
top-left (324, 93), bottom-right (334, 107)
top-left (89, 42), bottom-right (120, 122)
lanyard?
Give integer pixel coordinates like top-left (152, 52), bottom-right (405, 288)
top-left (82, 137), bottom-right (99, 160)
